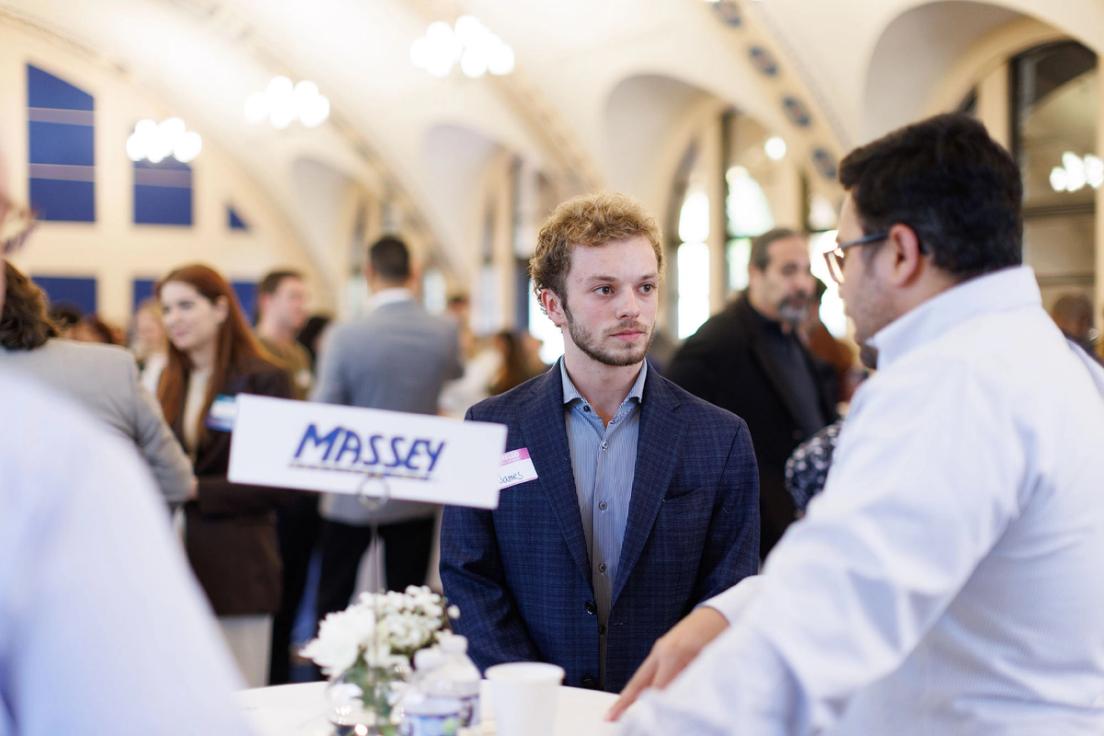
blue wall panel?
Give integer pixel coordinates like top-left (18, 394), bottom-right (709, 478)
top-left (27, 64), bottom-right (96, 223)
top-left (134, 184), bottom-right (193, 226)
top-left (228, 205), bottom-right (249, 231)
top-left (232, 280), bottom-right (257, 323)
top-left (27, 64), bottom-right (94, 111)
top-left (28, 179), bottom-right (95, 222)
top-left (32, 275), bottom-right (97, 315)
top-left (132, 278), bottom-right (156, 313)
top-left (28, 121), bottom-right (95, 166)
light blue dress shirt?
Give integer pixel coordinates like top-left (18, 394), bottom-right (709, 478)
top-left (560, 358), bottom-right (647, 685)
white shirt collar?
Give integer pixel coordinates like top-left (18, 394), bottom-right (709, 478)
top-left (868, 265), bottom-right (1041, 370)
top-left (366, 287), bottom-right (414, 312)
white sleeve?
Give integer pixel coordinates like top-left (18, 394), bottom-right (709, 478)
top-left (0, 397), bottom-right (252, 735)
top-left (703, 574), bottom-right (764, 623)
top-left (620, 361), bottom-right (1026, 735)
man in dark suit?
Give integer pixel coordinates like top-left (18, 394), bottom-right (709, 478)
top-left (313, 236), bottom-right (462, 621)
top-left (665, 228), bottom-right (838, 557)
top-left (441, 193), bottom-right (759, 693)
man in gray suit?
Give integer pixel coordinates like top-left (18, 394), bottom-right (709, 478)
top-left (312, 235), bottom-right (462, 618)
top-left (0, 260), bottom-right (194, 505)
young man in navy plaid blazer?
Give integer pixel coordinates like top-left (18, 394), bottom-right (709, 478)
top-left (441, 193), bottom-right (760, 692)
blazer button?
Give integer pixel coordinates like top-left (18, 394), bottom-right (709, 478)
top-left (584, 601), bottom-right (597, 615)
top-left (581, 675), bottom-right (597, 688)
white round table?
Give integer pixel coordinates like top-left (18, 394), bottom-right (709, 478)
top-left (237, 681), bottom-right (619, 736)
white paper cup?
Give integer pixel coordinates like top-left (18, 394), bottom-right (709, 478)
top-left (484, 662), bottom-right (565, 736)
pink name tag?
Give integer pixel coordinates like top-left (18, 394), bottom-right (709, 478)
top-left (499, 448), bottom-right (539, 489)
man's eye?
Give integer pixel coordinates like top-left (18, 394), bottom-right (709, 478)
top-left (596, 286), bottom-right (612, 295)
top-left (640, 283), bottom-right (656, 293)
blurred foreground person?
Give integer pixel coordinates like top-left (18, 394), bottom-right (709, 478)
top-left (615, 114), bottom-right (1104, 734)
top-left (0, 260), bottom-right (193, 506)
top-left (0, 198), bottom-right (251, 734)
top-left (157, 263), bottom-right (292, 688)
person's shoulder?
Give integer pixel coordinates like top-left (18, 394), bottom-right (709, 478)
top-left (0, 369), bottom-right (135, 490)
top-left (654, 372), bottom-right (748, 431)
top-left (40, 338), bottom-right (135, 365)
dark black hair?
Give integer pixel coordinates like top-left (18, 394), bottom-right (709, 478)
top-left (750, 227), bottom-right (801, 271)
top-left (839, 113), bottom-right (1022, 280)
top-left (369, 235), bottom-right (412, 282)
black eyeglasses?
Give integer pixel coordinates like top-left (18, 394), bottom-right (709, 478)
top-left (823, 231), bottom-right (888, 284)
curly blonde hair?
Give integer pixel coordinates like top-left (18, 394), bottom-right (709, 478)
top-left (529, 193), bottom-right (663, 305)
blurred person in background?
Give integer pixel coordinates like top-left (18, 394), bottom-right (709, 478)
top-left (255, 268), bottom-right (319, 685)
top-left (313, 235), bottom-right (462, 619)
top-left (665, 227), bottom-right (838, 557)
top-left (0, 260), bottom-right (193, 506)
top-left (156, 262), bottom-right (292, 688)
top-left (256, 268), bottom-right (313, 399)
top-left (295, 313), bottom-right (332, 372)
top-left (47, 302), bottom-right (81, 336)
top-left (799, 278), bottom-right (859, 404)
top-left (1050, 292), bottom-right (1097, 359)
top-left (489, 329), bottom-right (546, 395)
top-left (69, 313), bottom-right (123, 345)
top-left (130, 296), bottom-right (168, 390)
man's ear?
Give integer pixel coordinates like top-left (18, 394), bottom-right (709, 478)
top-left (540, 288), bottom-right (567, 329)
top-left (885, 223), bottom-right (925, 288)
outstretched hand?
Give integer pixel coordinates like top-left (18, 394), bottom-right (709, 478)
top-left (606, 606), bottom-right (730, 721)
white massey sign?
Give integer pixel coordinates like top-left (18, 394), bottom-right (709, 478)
top-left (228, 395), bottom-right (506, 509)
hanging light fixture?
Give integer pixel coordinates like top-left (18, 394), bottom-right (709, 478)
top-left (126, 117), bottom-right (202, 164)
top-left (1050, 151), bottom-right (1104, 193)
top-left (410, 15), bottom-right (514, 79)
top-left (244, 77), bottom-right (331, 129)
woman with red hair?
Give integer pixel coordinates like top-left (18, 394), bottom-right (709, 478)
top-left (156, 263), bottom-right (291, 687)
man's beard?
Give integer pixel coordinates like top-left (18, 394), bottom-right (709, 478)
top-left (778, 293), bottom-right (811, 326)
top-left (564, 302), bottom-right (654, 367)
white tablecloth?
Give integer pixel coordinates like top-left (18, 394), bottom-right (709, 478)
top-left (237, 681), bottom-right (618, 736)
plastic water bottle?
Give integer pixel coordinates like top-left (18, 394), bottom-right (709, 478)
top-left (437, 635), bottom-right (482, 728)
top-left (401, 648), bottom-right (463, 736)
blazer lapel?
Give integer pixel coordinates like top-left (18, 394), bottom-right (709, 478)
top-left (519, 369), bottom-right (592, 586)
top-left (611, 372), bottom-right (684, 606)
top-left (738, 300), bottom-right (807, 428)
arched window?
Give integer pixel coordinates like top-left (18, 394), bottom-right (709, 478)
top-left (724, 165), bottom-right (774, 293)
top-left (1011, 41), bottom-right (1098, 306)
top-left (675, 184), bottom-right (712, 339)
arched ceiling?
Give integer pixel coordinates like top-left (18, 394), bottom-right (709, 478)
top-left (0, 0), bottom-right (1099, 284)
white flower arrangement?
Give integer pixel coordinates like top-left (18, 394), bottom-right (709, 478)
top-left (302, 585), bottom-right (460, 676)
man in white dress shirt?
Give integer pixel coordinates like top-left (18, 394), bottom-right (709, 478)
top-left (613, 113), bottom-right (1104, 734)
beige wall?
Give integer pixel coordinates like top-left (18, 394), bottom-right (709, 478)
top-left (0, 26), bottom-right (324, 327)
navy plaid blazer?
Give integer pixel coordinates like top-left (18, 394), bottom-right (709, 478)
top-left (440, 365), bottom-right (760, 692)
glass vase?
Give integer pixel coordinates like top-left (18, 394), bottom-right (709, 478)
top-left (327, 660), bottom-right (411, 736)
